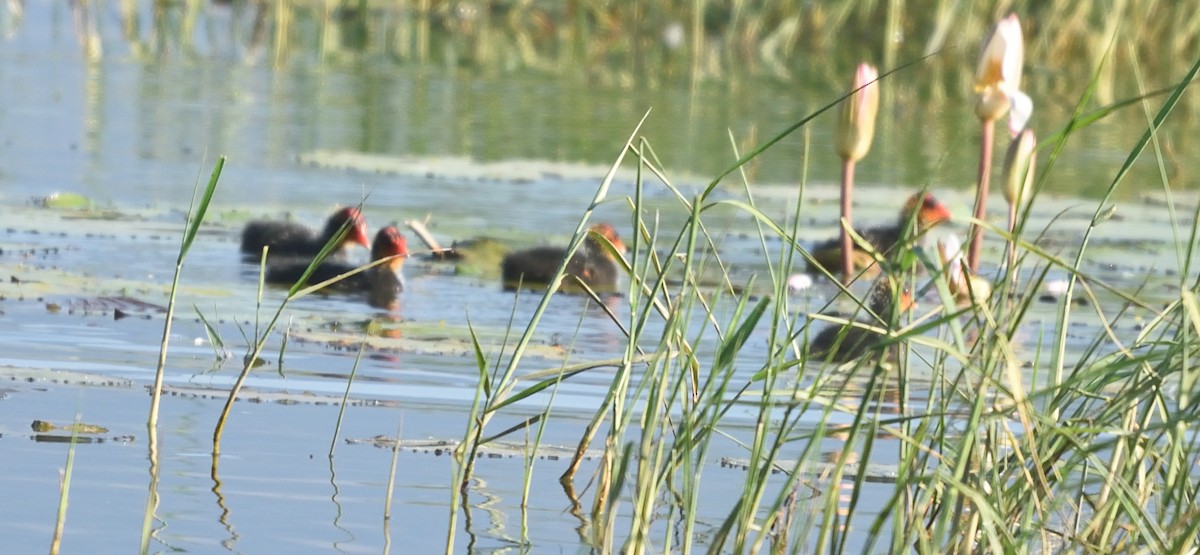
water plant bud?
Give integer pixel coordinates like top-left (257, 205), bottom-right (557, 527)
top-left (938, 236), bottom-right (991, 305)
top-left (1044, 279), bottom-right (1069, 297)
top-left (786, 273), bottom-right (813, 293)
top-left (835, 63), bottom-right (880, 162)
top-left (974, 14), bottom-right (1031, 134)
top-left (938, 236), bottom-right (967, 294)
top-left (1001, 129), bottom-right (1037, 207)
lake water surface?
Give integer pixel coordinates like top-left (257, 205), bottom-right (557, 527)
top-left (0, 3), bottom-right (1194, 553)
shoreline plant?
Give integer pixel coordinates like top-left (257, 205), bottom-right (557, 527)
top-left (30, 4), bottom-right (1200, 552)
top-left (437, 38), bottom-right (1200, 555)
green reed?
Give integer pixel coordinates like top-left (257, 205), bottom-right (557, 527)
top-left (211, 199), bottom-right (373, 456)
top-left (49, 414), bottom-right (82, 555)
top-left (442, 44), bottom-right (1200, 552)
top-left (93, 3), bottom-right (1200, 550)
top-left (445, 112), bottom-right (649, 552)
top-left (140, 156), bottom-right (222, 554)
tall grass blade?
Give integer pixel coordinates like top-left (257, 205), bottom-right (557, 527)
top-left (49, 414), bottom-right (81, 555)
top-left (143, 155), bottom-right (223, 553)
top-left (329, 338), bottom-right (368, 457)
top-left (193, 305), bottom-right (226, 363)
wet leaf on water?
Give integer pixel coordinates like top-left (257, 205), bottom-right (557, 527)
top-left (34, 192), bottom-right (94, 210)
top-left (59, 422), bottom-right (110, 434)
top-left (30, 420), bottom-right (110, 434)
top-left (425, 237), bottom-right (511, 278)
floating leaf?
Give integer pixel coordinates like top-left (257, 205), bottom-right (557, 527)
top-left (30, 420), bottom-right (109, 434)
top-left (35, 192), bottom-right (94, 210)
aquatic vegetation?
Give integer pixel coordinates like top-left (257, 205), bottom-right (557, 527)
top-left (834, 63), bottom-right (880, 283)
top-left (444, 58), bottom-right (1200, 555)
top-left (60, 1), bottom-right (1200, 101)
top-left (1001, 128), bottom-right (1039, 275)
top-left (17, 2), bottom-right (1200, 553)
top-left (969, 13), bottom-right (1029, 274)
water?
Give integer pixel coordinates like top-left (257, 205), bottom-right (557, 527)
top-left (0, 3), bottom-right (1194, 552)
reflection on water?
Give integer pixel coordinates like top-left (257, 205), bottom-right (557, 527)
top-left (3, 0), bottom-right (1193, 209)
top-left (0, 2), bottom-right (1196, 553)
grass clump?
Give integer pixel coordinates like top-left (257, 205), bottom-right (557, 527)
top-left (106, 7), bottom-right (1200, 553)
top-left (441, 49), bottom-right (1200, 554)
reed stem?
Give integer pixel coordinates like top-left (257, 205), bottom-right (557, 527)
top-left (969, 118), bottom-right (996, 273)
top-left (840, 158), bottom-right (856, 284)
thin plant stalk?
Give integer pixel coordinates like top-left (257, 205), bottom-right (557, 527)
top-left (1007, 199), bottom-right (1019, 273)
top-left (329, 337), bottom-right (368, 458)
top-left (148, 157), bottom-right (222, 426)
top-left (840, 157), bottom-right (855, 283)
top-left (444, 319), bottom-right (490, 553)
top-left (142, 156), bottom-right (222, 554)
top-left (968, 117), bottom-right (995, 273)
top-left (212, 200), bottom-right (370, 456)
top-left (519, 362), bottom-right (568, 548)
top-left (445, 113), bottom-right (650, 548)
top-left (49, 415), bottom-right (81, 555)
top-left (383, 414), bottom-right (404, 523)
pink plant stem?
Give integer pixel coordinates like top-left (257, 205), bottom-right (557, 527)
top-left (840, 158), bottom-right (855, 285)
top-left (968, 118), bottom-right (995, 274)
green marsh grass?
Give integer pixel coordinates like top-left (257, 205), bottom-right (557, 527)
top-left (437, 51), bottom-right (1200, 553)
top-left (329, 338), bottom-right (369, 457)
top-left (211, 198), bottom-right (376, 455)
top-left (107, 65), bottom-right (1200, 555)
top-left (49, 414), bottom-right (81, 555)
top-left (446, 112), bottom-right (649, 552)
top-left (141, 156), bottom-right (222, 554)
top-left (90, 6), bottom-right (1200, 550)
top-left (384, 411), bottom-right (404, 527)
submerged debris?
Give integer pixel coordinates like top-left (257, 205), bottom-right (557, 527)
top-left (31, 419), bottom-right (109, 434)
top-left (68, 295), bottom-right (168, 318)
top-left (2, 368), bottom-right (133, 388)
top-left (345, 436), bottom-right (602, 461)
top-left (26, 419), bottom-right (134, 444)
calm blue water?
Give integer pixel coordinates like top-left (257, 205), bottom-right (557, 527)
top-left (0, 3), bottom-right (1190, 553)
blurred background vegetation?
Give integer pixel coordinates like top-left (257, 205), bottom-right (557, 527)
top-left (66, 0), bottom-right (1195, 103)
top-left (9, 1), bottom-right (1196, 199)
